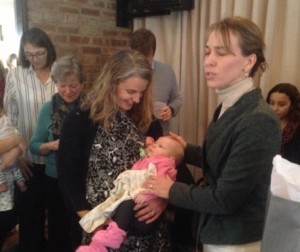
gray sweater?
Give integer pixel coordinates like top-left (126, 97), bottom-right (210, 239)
top-left (152, 60), bottom-right (183, 134)
top-left (169, 89), bottom-right (281, 245)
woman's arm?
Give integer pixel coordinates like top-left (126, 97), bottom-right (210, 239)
top-left (30, 102), bottom-right (56, 156)
top-left (184, 144), bottom-right (203, 167)
top-left (39, 140), bottom-right (60, 155)
top-left (0, 134), bottom-right (22, 154)
top-left (57, 109), bottom-right (92, 214)
top-left (147, 112), bottom-right (281, 215)
top-left (169, 131), bottom-right (203, 167)
top-left (1, 146), bottom-right (22, 168)
top-left (170, 113), bottom-right (280, 213)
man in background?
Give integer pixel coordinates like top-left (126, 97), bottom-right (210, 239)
top-left (130, 28), bottom-right (183, 136)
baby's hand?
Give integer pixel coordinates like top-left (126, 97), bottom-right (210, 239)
top-left (145, 137), bottom-right (154, 148)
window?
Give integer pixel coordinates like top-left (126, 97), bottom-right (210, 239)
top-left (0, 0), bottom-right (26, 68)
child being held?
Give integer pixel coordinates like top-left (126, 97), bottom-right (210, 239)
top-left (0, 111), bottom-right (27, 193)
top-left (77, 136), bottom-right (184, 252)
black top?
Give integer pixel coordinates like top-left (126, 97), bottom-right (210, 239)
top-left (281, 128), bottom-right (300, 165)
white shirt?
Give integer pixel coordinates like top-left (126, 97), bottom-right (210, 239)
top-left (4, 65), bottom-right (57, 164)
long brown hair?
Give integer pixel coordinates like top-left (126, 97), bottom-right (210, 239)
top-left (80, 49), bottom-right (153, 131)
top-left (267, 83), bottom-right (300, 131)
top-left (130, 28), bottom-right (156, 57)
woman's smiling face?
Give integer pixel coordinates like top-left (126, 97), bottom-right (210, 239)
top-left (115, 76), bottom-right (149, 112)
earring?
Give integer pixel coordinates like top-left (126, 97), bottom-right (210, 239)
top-left (244, 71), bottom-right (249, 78)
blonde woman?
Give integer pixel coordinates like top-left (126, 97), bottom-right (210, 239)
top-left (58, 49), bottom-right (171, 251)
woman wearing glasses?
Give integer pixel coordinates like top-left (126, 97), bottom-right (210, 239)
top-left (4, 27), bottom-right (57, 252)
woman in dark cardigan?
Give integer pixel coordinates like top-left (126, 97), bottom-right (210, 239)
top-left (144, 17), bottom-right (281, 252)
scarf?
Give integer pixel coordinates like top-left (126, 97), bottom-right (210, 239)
top-left (281, 124), bottom-right (295, 145)
top-left (51, 93), bottom-right (80, 140)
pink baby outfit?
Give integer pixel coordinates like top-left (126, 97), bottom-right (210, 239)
top-left (77, 156), bottom-right (177, 252)
top-left (76, 222), bottom-right (126, 252)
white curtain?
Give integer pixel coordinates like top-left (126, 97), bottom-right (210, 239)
top-left (134, 0), bottom-right (300, 147)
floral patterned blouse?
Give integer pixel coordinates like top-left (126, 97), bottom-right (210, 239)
top-left (83, 112), bottom-right (171, 251)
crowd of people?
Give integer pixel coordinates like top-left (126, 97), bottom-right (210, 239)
top-left (0, 16), bottom-right (299, 252)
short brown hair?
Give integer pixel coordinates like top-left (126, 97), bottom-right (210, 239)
top-left (18, 27), bottom-right (56, 68)
top-left (130, 28), bottom-right (156, 57)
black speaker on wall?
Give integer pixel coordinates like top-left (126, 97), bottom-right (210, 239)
top-left (136, 0), bottom-right (194, 11)
top-left (117, 0), bottom-right (194, 28)
top-left (117, 0), bottom-right (130, 28)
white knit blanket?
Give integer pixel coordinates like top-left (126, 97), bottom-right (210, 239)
top-left (79, 163), bottom-right (157, 233)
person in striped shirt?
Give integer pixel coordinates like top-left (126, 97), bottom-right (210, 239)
top-left (4, 27), bottom-right (57, 252)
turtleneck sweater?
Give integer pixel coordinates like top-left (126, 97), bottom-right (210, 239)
top-left (216, 78), bottom-right (255, 118)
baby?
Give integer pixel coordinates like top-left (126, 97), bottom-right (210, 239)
top-left (77, 136), bottom-right (184, 252)
top-left (0, 112), bottom-right (27, 193)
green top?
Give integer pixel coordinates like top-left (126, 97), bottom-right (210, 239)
top-left (30, 101), bottom-right (57, 177)
top-left (30, 98), bottom-right (78, 178)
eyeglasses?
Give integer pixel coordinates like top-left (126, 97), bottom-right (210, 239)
top-left (25, 50), bottom-right (47, 60)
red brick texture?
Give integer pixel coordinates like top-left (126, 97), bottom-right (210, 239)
top-left (26, 0), bottom-right (131, 85)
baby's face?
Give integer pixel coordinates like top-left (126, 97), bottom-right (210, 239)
top-left (147, 137), bottom-right (174, 158)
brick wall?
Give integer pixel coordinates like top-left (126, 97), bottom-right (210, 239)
top-left (26, 0), bottom-right (131, 86)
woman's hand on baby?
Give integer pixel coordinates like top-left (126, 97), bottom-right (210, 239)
top-left (145, 175), bottom-right (175, 199)
top-left (169, 132), bottom-right (187, 149)
top-left (134, 197), bottom-right (167, 224)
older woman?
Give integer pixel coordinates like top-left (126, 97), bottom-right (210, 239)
top-left (30, 55), bottom-right (85, 252)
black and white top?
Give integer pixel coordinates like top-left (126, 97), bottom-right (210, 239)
top-left (58, 109), bottom-right (171, 251)
top-left (86, 112), bottom-right (144, 206)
